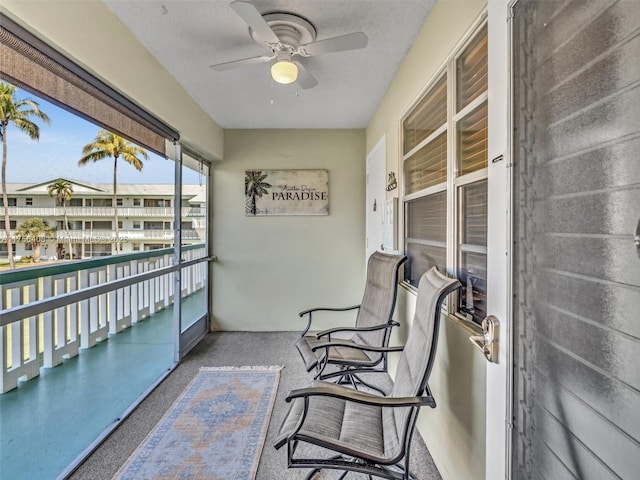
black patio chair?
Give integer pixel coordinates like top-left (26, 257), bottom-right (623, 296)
top-left (295, 251), bottom-right (407, 394)
top-left (275, 266), bottom-right (461, 480)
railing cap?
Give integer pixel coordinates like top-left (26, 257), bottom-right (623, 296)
top-left (0, 243), bottom-right (204, 284)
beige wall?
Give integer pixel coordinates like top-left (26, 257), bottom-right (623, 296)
top-left (1, 0), bottom-right (223, 161)
top-left (366, 1), bottom-right (488, 479)
top-left (213, 129), bottom-right (366, 331)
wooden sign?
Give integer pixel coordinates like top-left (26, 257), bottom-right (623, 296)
top-left (245, 169), bottom-right (329, 216)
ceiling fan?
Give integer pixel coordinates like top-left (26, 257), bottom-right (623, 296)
top-left (209, 1), bottom-right (368, 89)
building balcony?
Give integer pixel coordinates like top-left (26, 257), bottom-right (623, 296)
top-left (0, 228), bottom-right (202, 243)
top-left (5, 206), bottom-right (206, 218)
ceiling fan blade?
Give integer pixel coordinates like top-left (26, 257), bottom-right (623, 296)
top-left (301, 32), bottom-right (368, 56)
top-left (294, 62), bottom-right (319, 89)
top-left (230, 1), bottom-right (280, 44)
top-left (210, 55), bottom-right (273, 71)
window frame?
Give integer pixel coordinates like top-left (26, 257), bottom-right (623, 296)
top-left (400, 19), bottom-right (488, 324)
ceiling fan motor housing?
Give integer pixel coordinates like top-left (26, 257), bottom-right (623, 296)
top-left (250, 12), bottom-right (317, 54)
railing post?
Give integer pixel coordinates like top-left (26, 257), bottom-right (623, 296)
top-left (81, 268), bottom-right (109, 348)
top-left (43, 273), bottom-right (80, 368)
top-left (167, 252), bottom-right (175, 304)
top-left (79, 269), bottom-right (89, 349)
top-left (151, 258), bottom-right (164, 313)
top-left (120, 263), bottom-right (132, 326)
top-left (107, 263), bottom-right (131, 334)
top-left (130, 259), bottom-right (139, 323)
top-left (0, 282), bottom-right (40, 393)
top-left (162, 254), bottom-right (170, 308)
top-left (138, 259), bottom-right (151, 320)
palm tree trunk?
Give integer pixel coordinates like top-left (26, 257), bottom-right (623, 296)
top-left (33, 241), bottom-right (41, 263)
top-left (113, 156), bottom-right (120, 254)
top-left (63, 202), bottom-right (72, 260)
top-left (1, 124), bottom-right (15, 269)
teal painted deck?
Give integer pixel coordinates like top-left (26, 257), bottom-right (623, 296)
top-left (0, 288), bottom-right (206, 480)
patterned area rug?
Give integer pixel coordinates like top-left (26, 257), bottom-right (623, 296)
top-left (113, 366), bottom-right (282, 480)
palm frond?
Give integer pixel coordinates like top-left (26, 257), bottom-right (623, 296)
top-left (78, 150), bottom-right (110, 165)
top-left (11, 118), bottom-right (40, 140)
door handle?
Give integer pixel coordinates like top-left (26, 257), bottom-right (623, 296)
top-left (470, 315), bottom-right (500, 363)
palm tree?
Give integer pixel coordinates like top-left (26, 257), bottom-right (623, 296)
top-left (47, 179), bottom-right (74, 260)
top-left (16, 218), bottom-right (55, 263)
top-left (245, 170), bottom-right (272, 215)
top-left (0, 82), bottom-right (50, 268)
top-left (78, 130), bottom-right (148, 254)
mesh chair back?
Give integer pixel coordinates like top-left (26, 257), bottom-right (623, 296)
top-left (353, 252), bottom-right (407, 349)
top-left (388, 267), bottom-right (460, 443)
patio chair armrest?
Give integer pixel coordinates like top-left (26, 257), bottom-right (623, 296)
top-left (299, 305), bottom-right (361, 317)
top-left (311, 340), bottom-right (405, 354)
top-left (298, 305), bottom-right (361, 337)
top-left (286, 381), bottom-right (434, 408)
top-left (315, 321), bottom-right (400, 339)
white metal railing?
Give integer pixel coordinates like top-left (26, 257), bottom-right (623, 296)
top-left (0, 244), bottom-right (208, 393)
top-left (0, 229), bottom-right (201, 243)
top-left (5, 206), bottom-right (206, 218)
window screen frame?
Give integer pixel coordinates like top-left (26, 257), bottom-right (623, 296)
top-left (400, 18), bottom-right (488, 324)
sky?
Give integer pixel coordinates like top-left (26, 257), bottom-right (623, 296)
top-left (4, 86), bottom-right (202, 185)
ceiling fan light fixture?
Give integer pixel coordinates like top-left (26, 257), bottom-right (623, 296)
top-left (271, 59), bottom-right (298, 84)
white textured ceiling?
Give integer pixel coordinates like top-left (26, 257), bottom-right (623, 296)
top-left (104, 0), bottom-right (434, 129)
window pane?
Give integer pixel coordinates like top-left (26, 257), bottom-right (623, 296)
top-left (404, 132), bottom-right (447, 194)
top-left (457, 24), bottom-right (488, 111)
top-left (404, 191), bottom-right (447, 285)
top-left (458, 180), bottom-right (487, 322)
top-left (457, 102), bottom-right (488, 176)
top-left (403, 75), bottom-right (447, 154)
top-left (458, 252), bottom-right (487, 322)
top-left (406, 243), bottom-right (447, 287)
top-left (91, 221), bottom-right (112, 229)
top-left (459, 180), bottom-right (487, 246)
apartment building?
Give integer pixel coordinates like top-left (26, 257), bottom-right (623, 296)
top-left (1, 178), bottom-right (206, 260)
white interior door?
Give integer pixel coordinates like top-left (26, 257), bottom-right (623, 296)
top-left (365, 135), bottom-right (386, 260)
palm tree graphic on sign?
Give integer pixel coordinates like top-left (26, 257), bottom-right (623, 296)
top-left (245, 171), bottom-right (272, 215)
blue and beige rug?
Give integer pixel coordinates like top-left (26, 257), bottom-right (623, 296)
top-left (113, 366), bottom-right (282, 480)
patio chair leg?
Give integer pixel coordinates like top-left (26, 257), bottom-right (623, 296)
top-left (334, 372), bottom-right (356, 389)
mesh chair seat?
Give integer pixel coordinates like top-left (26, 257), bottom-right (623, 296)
top-left (274, 381), bottom-right (401, 463)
